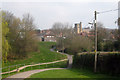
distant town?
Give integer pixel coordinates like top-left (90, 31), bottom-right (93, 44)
top-left (35, 22), bottom-right (117, 42)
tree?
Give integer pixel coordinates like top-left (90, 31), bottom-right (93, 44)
top-left (114, 28), bottom-right (120, 51)
top-left (51, 22), bottom-right (73, 37)
top-left (64, 35), bottom-right (93, 55)
top-left (2, 17), bottom-right (10, 64)
top-left (19, 13), bottom-right (38, 56)
top-left (52, 22), bottom-right (93, 54)
top-left (52, 22), bottom-right (73, 50)
top-left (2, 11), bottom-right (22, 58)
top-left (2, 11), bottom-right (38, 59)
top-left (96, 22), bottom-right (108, 51)
top-left (9, 13), bottom-right (38, 58)
top-left (96, 22), bottom-right (119, 51)
top-left (115, 18), bottom-right (120, 51)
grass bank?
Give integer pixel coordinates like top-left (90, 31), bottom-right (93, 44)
top-left (2, 42), bottom-right (67, 78)
top-left (29, 68), bottom-right (120, 79)
top-left (4, 42), bottom-right (67, 67)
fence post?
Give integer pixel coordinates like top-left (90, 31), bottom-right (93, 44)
top-left (58, 62), bottom-right (61, 67)
top-left (53, 63), bottom-right (54, 68)
top-left (46, 64), bottom-right (47, 68)
top-left (24, 64), bottom-right (25, 72)
top-left (8, 66), bottom-right (10, 76)
top-left (17, 64), bottom-right (20, 72)
top-left (0, 68), bottom-right (1, 76)
top-left (16, 65), bottom-right (17, 70)
top-left (31, 63), bottom-right (32, 70)
top-left (39, 64), bottom-right (40, 69)
top-left (16, 65), bottom-right (17, 72)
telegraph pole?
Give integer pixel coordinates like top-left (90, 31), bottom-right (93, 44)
top-left (94, 11), bottom-right (97, 73)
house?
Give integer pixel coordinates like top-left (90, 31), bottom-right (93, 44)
top-left (35, 29), bottom-right (56, 42)
top-left (44, 35), bottom-right (56, 42)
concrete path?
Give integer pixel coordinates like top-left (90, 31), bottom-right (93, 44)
top-left (3, 68), bottom-right (66, 80)
top-left (50, 49), bottom-right (73, 68)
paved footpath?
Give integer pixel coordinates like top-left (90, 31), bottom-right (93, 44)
top-left (3, 68), bottom-right (66, 80)
top-left (50, 49), bottom-right (73, 68)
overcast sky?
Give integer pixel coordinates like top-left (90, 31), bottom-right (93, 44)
top-left (2, 0), bottom-right (120, 30)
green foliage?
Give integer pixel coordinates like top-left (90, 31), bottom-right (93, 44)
top-left (73, 53), bottom-right (94, 70)
top-left (114, 29), bottom-right (120, 51)
top-left (2, 19), bottom-right (10, 65)
top-left (114, 40), bottom-right (120, 51)
top-left (73, 52), bottom-right (120, 75)
top-left (104, 41), bottom-right (115, 51)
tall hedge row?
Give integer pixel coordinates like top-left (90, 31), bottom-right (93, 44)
top-left (73, 53), bottom-right (120, 75)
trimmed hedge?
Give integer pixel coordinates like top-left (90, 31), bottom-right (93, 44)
top-left (73, 52), bottom-right (120, 75)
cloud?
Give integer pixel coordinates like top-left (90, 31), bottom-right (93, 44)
top-left (2, 2), bottom-right (118, 29)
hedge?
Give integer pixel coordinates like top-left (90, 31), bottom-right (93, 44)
top-left (73, 52), bottom-right (120, 75)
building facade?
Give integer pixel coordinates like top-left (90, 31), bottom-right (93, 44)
top-left (35, 29), bottom-right (56, 42)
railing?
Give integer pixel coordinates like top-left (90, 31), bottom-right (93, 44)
top-left (1, 59), bottom-right (68, 75)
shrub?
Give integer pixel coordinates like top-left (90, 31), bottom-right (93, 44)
top-left (73, 52), bottom-right (120, 75)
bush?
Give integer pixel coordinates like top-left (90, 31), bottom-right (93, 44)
top-left (73, 52), bottom-right (120, 75)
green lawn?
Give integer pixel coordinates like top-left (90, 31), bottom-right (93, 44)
top-left (4, 42), bottom-right (67, 67)
top-left (29, 68), bottom-right (119, 78)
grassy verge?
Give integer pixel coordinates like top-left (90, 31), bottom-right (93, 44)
top-left (28, 68), bottom-right (120, 79)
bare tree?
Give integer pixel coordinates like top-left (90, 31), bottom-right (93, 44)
top-left (51, 22), bottom-right (73, 50)
top-left (63, 35), bottom-right (93, 55)
top-left (20, 13), bottom-right (38, 55)
top-left (51, 22), bottom-right (73, 37)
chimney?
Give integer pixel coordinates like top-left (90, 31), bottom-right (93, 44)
top-left (80, 22), bottom-right (82, 32)
top-left (74, 23), bottom-right (80, 34)
top-left (77, 24), bottom-right (80, 34)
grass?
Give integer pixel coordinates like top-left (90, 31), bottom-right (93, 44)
top-left (2, 42), bottom-right (67, 78)
top-left (4, 42), bottom-right (66, 67)
top-left (29, 68), bottom-right (120, 78)
top-left (3, 42), bottom-right (67, 68)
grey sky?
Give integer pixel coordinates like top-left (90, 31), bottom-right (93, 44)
top-left (2, 1), bottom-right (119, 30)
